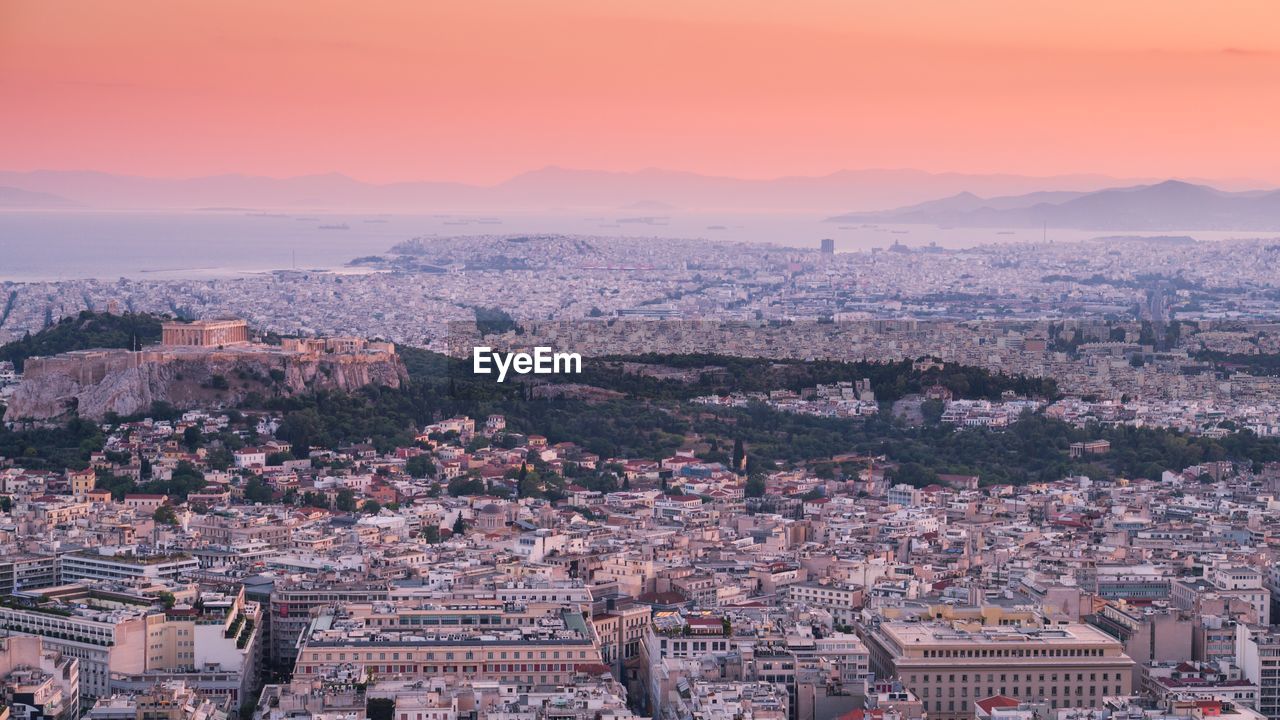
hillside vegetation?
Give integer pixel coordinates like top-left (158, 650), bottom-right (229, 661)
top-left (0, 311), bottom-right (163, 372)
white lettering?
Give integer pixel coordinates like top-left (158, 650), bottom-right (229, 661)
top-left (553, 351), bottom-right (582, 374)
top-left (473, 346), bottom-right (582, 381)
top-left (492, 350), bottom-right (514, 383)
top-left (534, 346), bottom-right (552, 373)
top-left (473, 346), bottom-right (492, 375)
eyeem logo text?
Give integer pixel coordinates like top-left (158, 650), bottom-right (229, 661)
top-left (473, 346), bottom-right (582, 382)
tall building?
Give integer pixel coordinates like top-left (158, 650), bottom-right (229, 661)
top-left (1235, 625), bottom-right (1280, 720)
top-left (1173, 567), bottom-right (1271, 626)
top-left (0, 586), bottom-right (261, 706)
top-left (864, 621), bottom-right (1135, 720)
top-left (820, 238), bottom-right (835, 255)
top-left (267, 581), bottom-right (392, 667)
top-left (0, 635), bottom-right (80, 720)
top-left (0, 596), bottom-right (149, 700)
top-left (0, 556), bottom-right (60, 596)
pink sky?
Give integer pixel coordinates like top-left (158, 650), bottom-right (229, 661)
top-left (2, 0), bottom-right (1279, 184)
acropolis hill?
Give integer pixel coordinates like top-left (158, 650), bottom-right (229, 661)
top-left (3, 319), bottom-right (407, 422)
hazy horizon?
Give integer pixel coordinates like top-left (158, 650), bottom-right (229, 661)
top-left (3, 166), bottom-right (1277, 216)
top-left (4, 1), bottom-right (1280, 185)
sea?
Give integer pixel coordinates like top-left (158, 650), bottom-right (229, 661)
top-left (0, 209), bottom-right (1267, 282)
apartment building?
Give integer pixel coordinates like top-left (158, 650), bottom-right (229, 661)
top-left (0, 598), bottom-right (148, 700)
top-left (0, 556), bottom-right (59, 595)
top-left (267, 581), bottom-right (391, 667)
top-left (813, 634), bottom-right (872, 690)
top-left (109, 588), bottom-right (263, 707)
top-left (1235, 625), bottom-right (1280, 720)
top-left (784, 581), bottom-right (865, 626)
top-left (1173, 567), bottom-right (1270, 626)
top-left (58, 551), bottom-right (199, 585)
top-left (591, 601), bottom-right (650, 676)
top-left (0, 587), bottom-right (260, 705)
top-left (0, 635), bottom-right (81, 720)
top-left (1090, 603), bottom-right (1194, 667)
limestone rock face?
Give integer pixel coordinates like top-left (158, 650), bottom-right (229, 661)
top-left (3, 346), bottom-right (408, 421)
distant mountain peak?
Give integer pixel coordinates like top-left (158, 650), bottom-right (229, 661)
top-left (827, 179), bottom-right (1280, 231)
top-left (0, 185), bottom-right (80, 208)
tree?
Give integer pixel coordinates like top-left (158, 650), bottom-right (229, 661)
top-left (516, 462), bottom-right (532, 498)
top-left (301, 491), bottom-right (329, 508)
top-left (890, 462), bottom-right (938, 488)
top-left (405, 455), bottom-right (435, 478)
top-left (360, 500), bottom-right (382, 515)
top-left (367, 698), bottom-right (395, 720)
top-left (243, 478), bottom-right (274, 504)
top-left (732, 438), bottom-right (745, 472)
top-left (182, 426), bottom-right (202, 451)
top-left (157, 591), bottom-right (176, 609)
top-left (277, 411), bottom-right (319, 459)
top-left (153, 504), bottom-right (178, 525)
top-left (205, 448), bottom-right (233, 471)
top-left (334, 488), bottom-right (357, 512)
top-left (452, 514), bottom-right (466, 536)
top-left (745, 472), bottom-right (767, 498)
top-left (421, 525), bottom-right (441, 543)
top-left (156, 460), bottom-right (206, 501)
top-left (265, 451), bottom-right (293, 466)
top-left (920, 398), bottom-right (945, 425)
top-left (95, 468), bottom-right (136, 500)
top-left (447, 477), bottom-right (485, 496)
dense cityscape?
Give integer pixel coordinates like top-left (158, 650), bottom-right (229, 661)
top-left (3, 229), bottom-right (1280, 720)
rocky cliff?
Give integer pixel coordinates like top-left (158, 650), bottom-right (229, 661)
top-left (3, 345), bottom-right (408, 422)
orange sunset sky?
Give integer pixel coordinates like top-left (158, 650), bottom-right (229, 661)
top-left (2, 0), bottom-right (1279, 185)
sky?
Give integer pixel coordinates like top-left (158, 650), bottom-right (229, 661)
top-left (2, 0), bottom-right (1279, 185)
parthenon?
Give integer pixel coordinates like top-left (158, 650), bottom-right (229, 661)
top-left (161, 319), bottom-right (250, 347)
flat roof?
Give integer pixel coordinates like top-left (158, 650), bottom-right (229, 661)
top-left (880, 621), bottom-right (1121, 647)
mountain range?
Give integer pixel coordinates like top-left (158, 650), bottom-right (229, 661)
top-left (0, 167), bottom-right (1244, 214)
top-left (827, 180), bottom-right (1280, 231)
top-left (0, 185), bottom-right (80, 208)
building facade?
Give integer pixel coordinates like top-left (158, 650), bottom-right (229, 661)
top-left (865, 622), bottom-right (1136, 720)
top-left (161, 320), bottom-right (249, 348)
